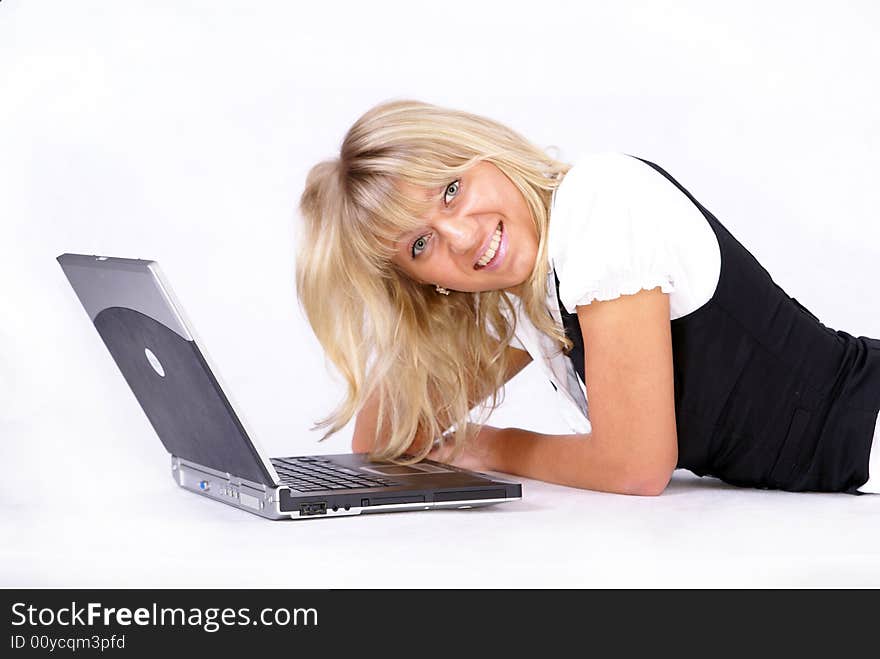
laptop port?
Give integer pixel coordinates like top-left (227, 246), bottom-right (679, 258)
top-left (299, 502), bottom-right (327, 516)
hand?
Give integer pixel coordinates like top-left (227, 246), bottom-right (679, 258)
top-left (426, 424), bottom-right (504, 473)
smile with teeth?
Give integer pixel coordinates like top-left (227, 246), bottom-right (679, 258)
top-left (475, 222), bottom-right (503, 268)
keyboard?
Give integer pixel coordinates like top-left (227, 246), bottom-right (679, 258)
top-left (270, 456), bottom-right (401, 492)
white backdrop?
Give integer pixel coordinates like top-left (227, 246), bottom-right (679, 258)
top-left (2, 0), bottom-right (879, 587)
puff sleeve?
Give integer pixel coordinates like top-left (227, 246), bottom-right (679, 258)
top-left (549, 152), bottom-right (681, 315)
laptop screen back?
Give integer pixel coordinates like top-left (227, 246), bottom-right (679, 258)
top-left (58, 254), bottom-right (275, 485)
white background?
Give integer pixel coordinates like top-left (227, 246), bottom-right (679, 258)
top-left (2, 0), bottom-right (879, 587)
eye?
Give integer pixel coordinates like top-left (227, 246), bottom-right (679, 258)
top-left (410, 233), bottom-right (430, 259)
top-left (443, 179), bottom-right (461, 206)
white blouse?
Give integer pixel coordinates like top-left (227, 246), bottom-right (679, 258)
top-left (505, 151), bottom-right (880, 494)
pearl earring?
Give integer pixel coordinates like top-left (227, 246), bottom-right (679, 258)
top-left (435, 284), bottom-right (450, 295)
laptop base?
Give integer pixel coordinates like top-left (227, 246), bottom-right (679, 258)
top-left (174, 456), bottom-right (520, 520)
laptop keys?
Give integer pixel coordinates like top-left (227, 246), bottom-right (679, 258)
top-left (271, 456), bottom-right (402, 490)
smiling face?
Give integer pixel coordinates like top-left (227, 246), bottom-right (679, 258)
top-left (390, 161), bottom-right (539, 294)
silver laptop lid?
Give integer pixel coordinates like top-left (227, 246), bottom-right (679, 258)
top-left (57, 253), bottom-right (281, 486)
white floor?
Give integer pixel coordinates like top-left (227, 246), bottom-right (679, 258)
top-left (4, 433), bottom-right (880, 588)
top-left (4, 288), bottom-right (879, 589)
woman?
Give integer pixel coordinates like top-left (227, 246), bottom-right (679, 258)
top-left (296, 99), bottom-right (880, 496)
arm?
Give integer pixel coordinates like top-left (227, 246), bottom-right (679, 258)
top-left (488, 286), bottom-right (679, 496)
top-left (351, 344), bottom-right (534, 454)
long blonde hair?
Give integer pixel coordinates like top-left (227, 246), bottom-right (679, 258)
top-left (296, 99), bottom-right (573, 465)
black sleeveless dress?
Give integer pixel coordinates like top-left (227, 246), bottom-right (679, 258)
top-left (553, 156), bottom-right (880, 495)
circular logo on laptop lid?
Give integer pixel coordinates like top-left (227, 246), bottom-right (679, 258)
top-left (144, 347), bottom-right (165, 377)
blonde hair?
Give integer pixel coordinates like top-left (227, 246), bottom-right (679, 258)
top-left (296, 99), bottom-right (573, 465)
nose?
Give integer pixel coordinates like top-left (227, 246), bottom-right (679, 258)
top-left (434, 213), bottom-right (480, 254)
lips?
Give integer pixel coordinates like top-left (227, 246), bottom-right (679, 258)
top-left (474, 221), bottom-right (503, 269)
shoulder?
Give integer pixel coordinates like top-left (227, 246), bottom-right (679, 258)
top-left (549, 152), bottom-right (686, 313)
top-left (562, 150), bottom-right (644, 180)
top-left (549, 151), bottom-right (677, 263)
top-left (552, 151), bottom-right (681, 214)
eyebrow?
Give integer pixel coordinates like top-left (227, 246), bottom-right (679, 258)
top-left (420, 181), bottom-right (450, 202)
top-left (393, 185), bottom-right (445, 243)
top-left (394, 226), bottom-right (425, 250)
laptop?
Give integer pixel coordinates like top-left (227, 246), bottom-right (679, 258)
top-left (57, 253), bottom-right (522, 520)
